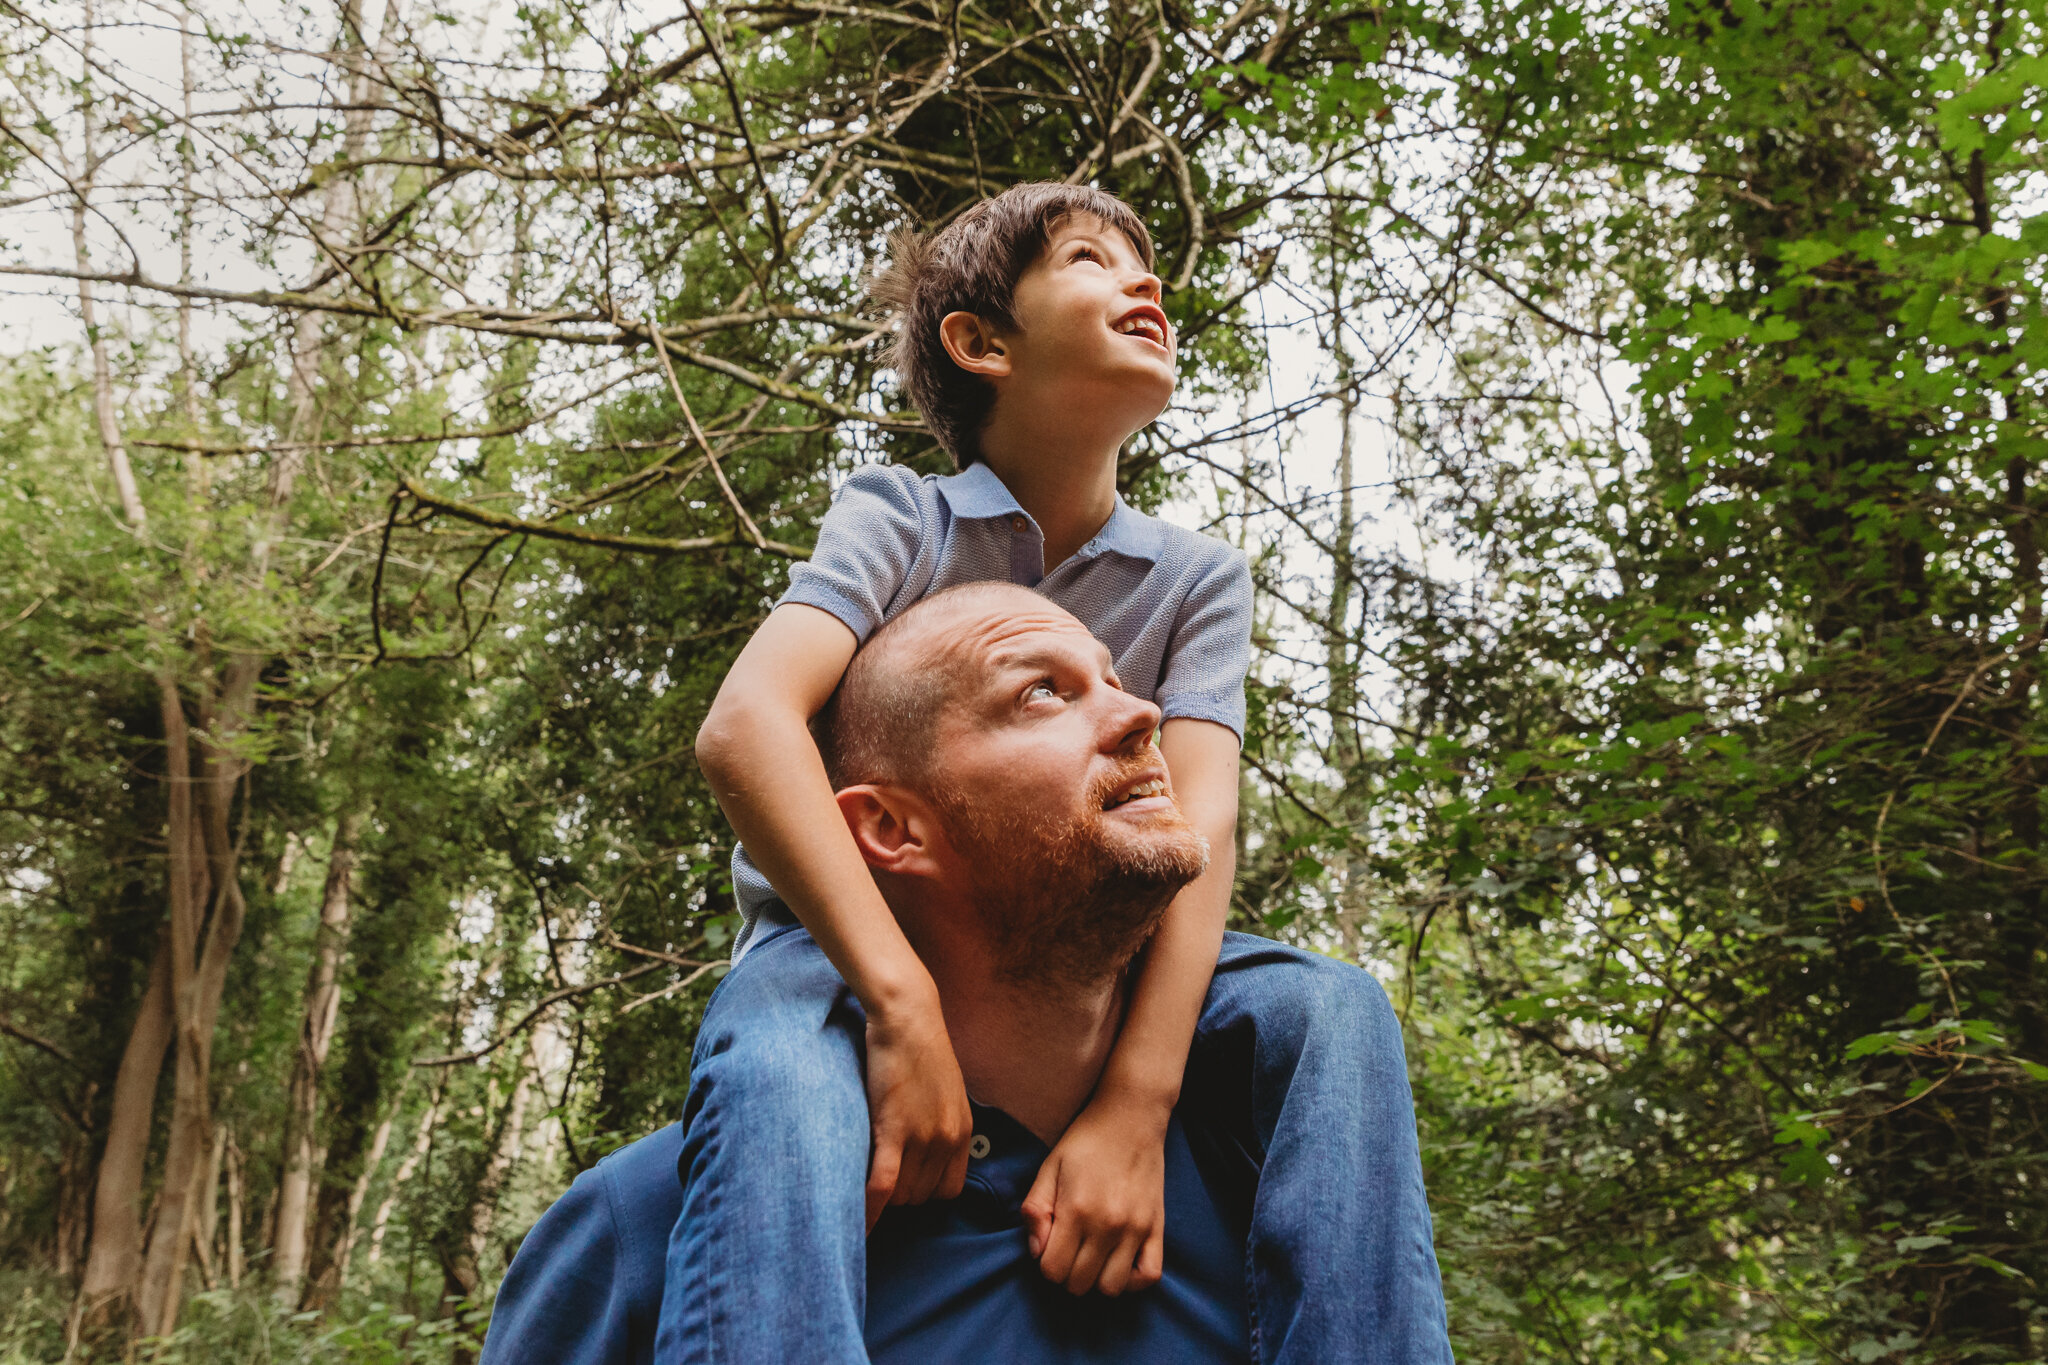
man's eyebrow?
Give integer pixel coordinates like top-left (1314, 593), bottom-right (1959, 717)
top-left (989, 640), bottom-right (1114, 677)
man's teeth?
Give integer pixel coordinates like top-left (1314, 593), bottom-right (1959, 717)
top-left (1108, 778), bottom-right (1168, 808)
top-left (1115, 316), bottom-right (1166, 344)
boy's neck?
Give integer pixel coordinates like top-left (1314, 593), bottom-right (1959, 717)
top-left (977, 417), bottom-right (1121, 573)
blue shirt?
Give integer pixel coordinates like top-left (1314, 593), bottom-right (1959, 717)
top-left (733, 460), bottom-right (1254, 956)
top-left (479, 1104), bottom-right (1255, 1365)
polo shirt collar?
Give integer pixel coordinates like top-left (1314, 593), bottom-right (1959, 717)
top-left (936, 462), bottom-right (1163, 565)
top-left (960, 1104), bottom-right (1049, 1208)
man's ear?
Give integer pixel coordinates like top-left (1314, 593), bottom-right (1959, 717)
top-left (836, 784), bottom-right (948, 879)
top-left (937, 311), bottom-right (1011, 380)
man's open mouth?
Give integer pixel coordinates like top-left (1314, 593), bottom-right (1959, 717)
top-left (1112, 307), bottom-right (1169, 349)
top-left (1104, 776), bottom-right (1170, 810)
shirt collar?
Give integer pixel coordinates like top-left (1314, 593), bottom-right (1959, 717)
top-left (935, 463), bottom-right (1164, 565)
top-left (960, 1104), bottom-right (1050, 1209)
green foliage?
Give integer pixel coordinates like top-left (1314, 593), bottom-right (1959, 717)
top-left (3, 0), bottom-right (2043, 1360)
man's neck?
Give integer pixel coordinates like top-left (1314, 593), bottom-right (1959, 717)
top-left (977, 404), bottom-right (1122, 572)
top-left (944, 971), bottom-right (1124, 1148)
top-left (904, 908), bottom-right (1125, 1146)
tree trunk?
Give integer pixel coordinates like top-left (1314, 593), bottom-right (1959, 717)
top-left (224, 1129), bottom-right (245, 1288)
top-left (272, 814), bottom-right (363, 1302)
top-left (306, 1100), bottom-right (398, 1307)
top-left (368, 1094), bottom-right (441, 1267)
top-left (74, 931), bottom-right (173, 1323)
top-left (191, 1122), bottom-right (226, 1290)
top-left (134, 660), bottom-right (257, 1336)
top-left (53, 1076), bottom-right (100, 1281)
top-left (68, 0), bottom-right (146, 530)
top-left (444, 1042), bottom-right (537, 1300)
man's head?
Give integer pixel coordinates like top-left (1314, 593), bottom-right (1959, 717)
top-left (869, 183), bottom-right (1173, 467)
top-left (816, 583), bottom-right (1208, 987)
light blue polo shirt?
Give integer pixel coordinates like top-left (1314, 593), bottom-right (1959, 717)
top-left (728, 460), bottom-right (1253, 957)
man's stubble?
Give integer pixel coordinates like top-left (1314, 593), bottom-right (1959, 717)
top-left (932, 753), bottom-right (1210, 991)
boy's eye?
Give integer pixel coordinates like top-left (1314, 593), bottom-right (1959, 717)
top-left (1071, 246), bottom-right (1101, 264)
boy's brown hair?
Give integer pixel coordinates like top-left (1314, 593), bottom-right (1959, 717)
top-left (869, 183), bottom-right (1154, 467)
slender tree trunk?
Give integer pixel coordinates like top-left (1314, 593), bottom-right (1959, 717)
top-left (74, 932), bottom-right (173, 1321)
top-left (310, 1100), bottom-right (399, 1306)
top-left (54, 1092), bottom-right (95, 1280)
top-left (224, 1129), bottom-right (245, 1288)
top-left (368, 1095), bottom-right (441, 1267)
top-left (68, 0), bottom-right (146, 530)
top-left (444, 1043), bottom-right (537, 1300)
top-left (1323, 210), bottom-right (1359, 772)
top-left (272, 815), bottom-right (363, 1302)
top-left (191, 1122), bottom-right (226, 1290)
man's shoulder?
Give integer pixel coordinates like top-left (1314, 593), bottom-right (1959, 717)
top-left (479, 1126), bottom-right (683, 1365)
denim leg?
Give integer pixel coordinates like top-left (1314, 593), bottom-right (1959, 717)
top-left (656, 916), bottom-right (870, 1365)
top-left (1188, 933), bottom-right (1454, 1365)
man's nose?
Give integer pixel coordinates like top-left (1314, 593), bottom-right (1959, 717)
top-left (1106, 690), bottom-right (1162, 754)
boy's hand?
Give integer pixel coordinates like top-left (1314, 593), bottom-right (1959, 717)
top-left (864, 999), bottom-right (974, 1231)
top-left (1021, 1092), bottom-right (1171, 1296)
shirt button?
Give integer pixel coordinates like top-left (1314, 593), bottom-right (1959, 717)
top-left (969, 1134), bottom-right (992, 1160)
top-left (1009, 516), bottom-right (1028, 534)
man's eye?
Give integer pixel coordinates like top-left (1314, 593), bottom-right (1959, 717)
top-left (1028, 680), bottom-right (1059, 701)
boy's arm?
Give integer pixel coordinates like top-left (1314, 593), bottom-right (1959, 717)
top-left (696, 602), bottom-right (974, 1227)
top-left (1021, 716), bottom-right (1239, 1296)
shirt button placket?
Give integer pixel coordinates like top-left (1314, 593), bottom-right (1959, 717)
top-left (1007, 515), bottom-right (1042, 585)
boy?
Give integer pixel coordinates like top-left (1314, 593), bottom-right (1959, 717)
top-left (662, 183), bottom-right (1443, 1363)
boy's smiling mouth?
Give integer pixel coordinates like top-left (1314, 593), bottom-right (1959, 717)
top-left (1112, 305), bottom-right (1170, 350)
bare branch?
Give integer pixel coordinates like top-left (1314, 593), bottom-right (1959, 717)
top-left (399, 476), bottom-right (812, 559)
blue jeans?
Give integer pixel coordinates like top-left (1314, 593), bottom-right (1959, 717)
top-left (656, 915), bottom-right (1453, 1364)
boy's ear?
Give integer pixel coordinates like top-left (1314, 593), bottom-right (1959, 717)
top-left (938, 311), bottom-right (1011, 380)
top-left (836, 784), bottom-right (948, 879)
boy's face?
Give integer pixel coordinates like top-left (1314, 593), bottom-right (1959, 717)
top-left (993, 214), bottom-right (1175, 429)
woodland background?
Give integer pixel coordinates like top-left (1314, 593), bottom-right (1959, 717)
top-left (0, 0), bottom-right (2043, 1359)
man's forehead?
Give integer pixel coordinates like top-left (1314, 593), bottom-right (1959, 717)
top-left (936, 603), bottom-right (1112, 675)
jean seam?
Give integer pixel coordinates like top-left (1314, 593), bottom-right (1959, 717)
top-left (1245, 1211), bottom-right (1267, 1365)
top-left (697, 1125), bottom-right (724, 1365)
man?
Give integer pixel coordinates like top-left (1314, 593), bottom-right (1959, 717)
top-left (481, 584), bottom-right (1452, 1364)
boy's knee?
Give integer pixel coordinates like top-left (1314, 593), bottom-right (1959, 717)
top-left (687, 1029), bottom-right (868, 1161)
top-left (1237, 945), bottom-right (1399, 1051)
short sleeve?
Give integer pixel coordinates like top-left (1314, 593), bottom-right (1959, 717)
top-left (778, 463), bottom-right (929, 645)
top-left (1155, 546), bottom-right (1253, 741)
top-left (478, 1168), bottom-right (637, 1365)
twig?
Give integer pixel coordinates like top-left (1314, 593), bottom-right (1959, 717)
top-left (620, 962), bottom-right (722, 1014)
top-left (679, 0), bottom-right (788, 259)
top-left (0, 1013), bottom-right (78, 1067)
top-left (399, 476), bottom-right (809, 559)
top-left (641, 317), bottom-right (779, 553)
top-left (413, 960), bottom-right (666, 1067)
top-left (0, 596), bottom-right (47, 632)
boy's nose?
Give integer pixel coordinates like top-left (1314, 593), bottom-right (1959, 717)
top-left (1127, 269), bottom-right (1162, 300)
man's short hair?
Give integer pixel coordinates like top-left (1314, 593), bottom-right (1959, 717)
top-left (812, 583), bottom-right (1043, 790)
top-left (868, 183), bottom-right (1155, 467)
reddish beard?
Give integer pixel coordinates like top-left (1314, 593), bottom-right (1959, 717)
top-left (930, 752), bottom-right (1210, 989)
